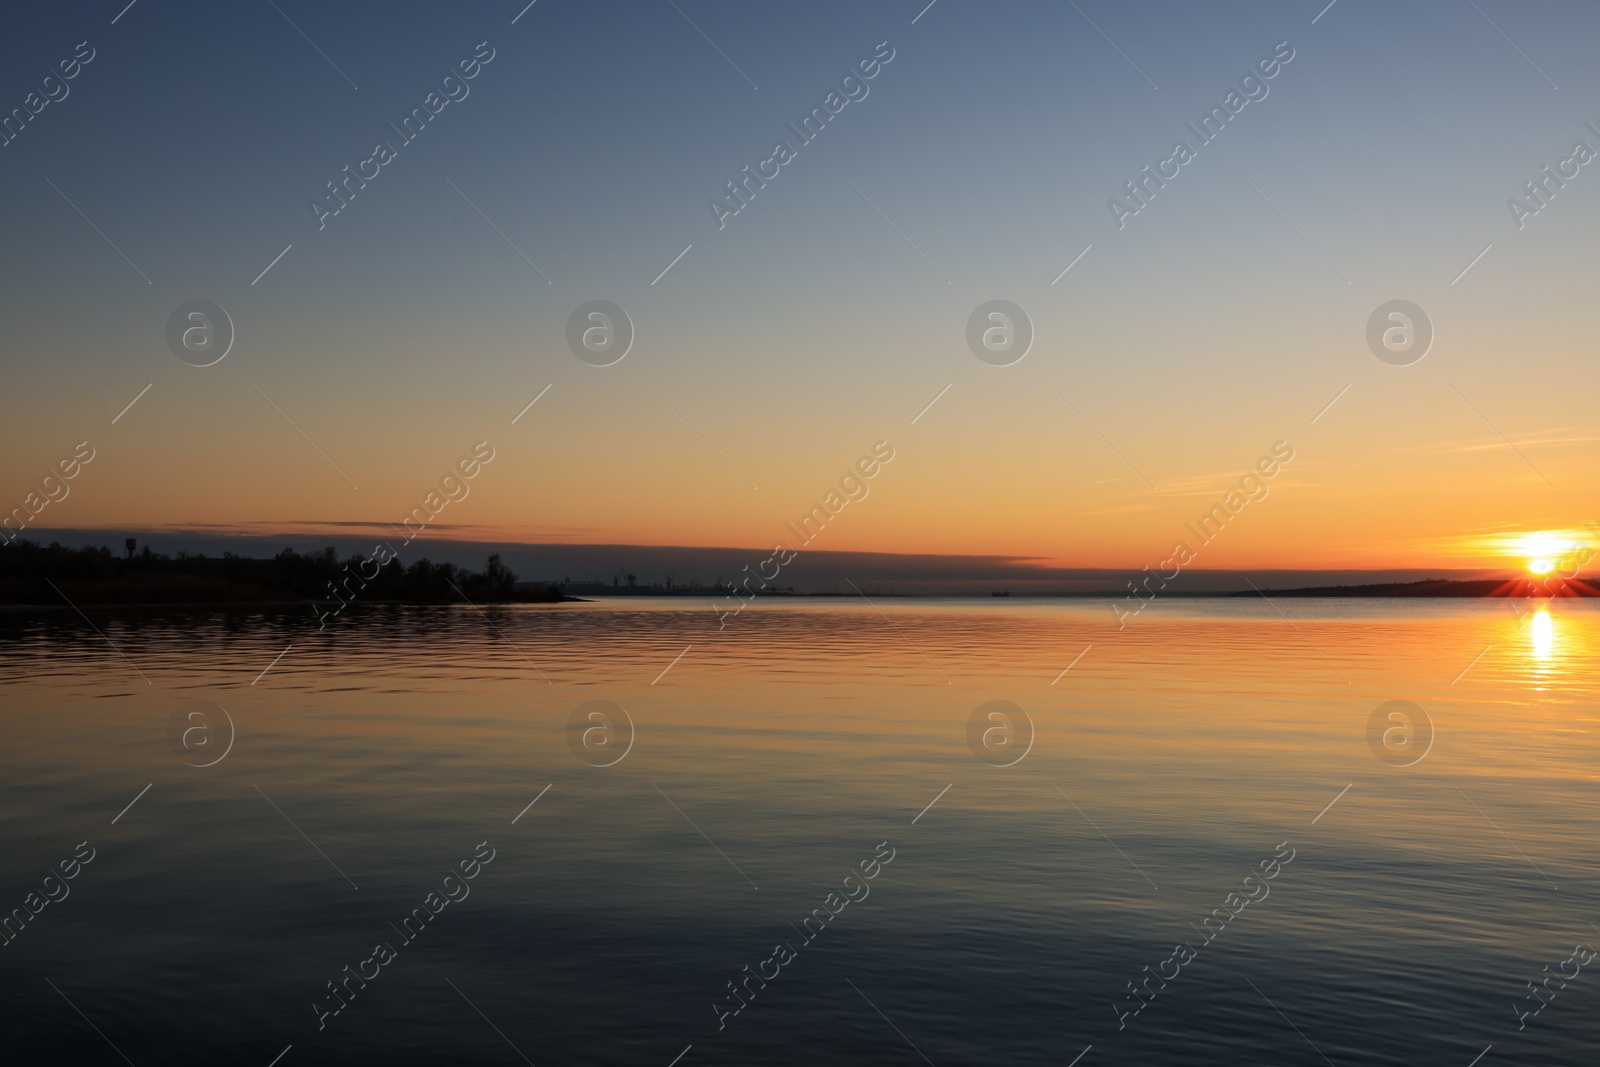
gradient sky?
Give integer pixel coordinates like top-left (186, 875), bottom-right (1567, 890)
top-left (4, 0), bottom-right (1599, 573)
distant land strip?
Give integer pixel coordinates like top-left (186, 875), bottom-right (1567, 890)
top-left (1229, 578), bottom-right (1599, 598)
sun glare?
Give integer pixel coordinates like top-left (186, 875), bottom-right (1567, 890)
top-left (1511, 531), bottom-right (1580, 578)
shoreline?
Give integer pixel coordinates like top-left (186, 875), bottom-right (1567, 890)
top-left (0, 582), bottom-right (1583, 610)
top-left (0, 596), bottom-right (588, 611)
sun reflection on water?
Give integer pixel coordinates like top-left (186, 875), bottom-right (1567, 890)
top-left (1532, 608), bottom-right (1554, 661)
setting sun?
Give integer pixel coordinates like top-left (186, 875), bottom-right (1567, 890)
top-left (1505, 531), bottom-right (1586, 578)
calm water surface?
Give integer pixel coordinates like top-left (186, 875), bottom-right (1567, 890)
top-left (2, 598), bottom-right (1598, 1065)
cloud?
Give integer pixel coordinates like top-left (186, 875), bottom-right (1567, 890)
top-left (1414, 427), bottom-right (1600, 456)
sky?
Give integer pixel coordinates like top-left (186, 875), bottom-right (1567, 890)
top-left (4, 0), bottom-right (1599, 581)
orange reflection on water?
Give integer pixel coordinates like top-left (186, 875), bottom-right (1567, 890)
top-left (1516, 603), bottom-right (1597, 693)
top-left (1532, 608), bottom-right (1554, 662)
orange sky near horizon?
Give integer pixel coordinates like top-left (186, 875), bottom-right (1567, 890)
top-left (7, 352), bottom-right (1591, 574)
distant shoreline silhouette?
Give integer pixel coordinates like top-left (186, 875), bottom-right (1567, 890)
top-left (0, 541), bottom-right (578, 607)
top-left (1223, 577), bottom-right (1599, 598)
top-left (3, 541), bottom-right (1589, 606)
